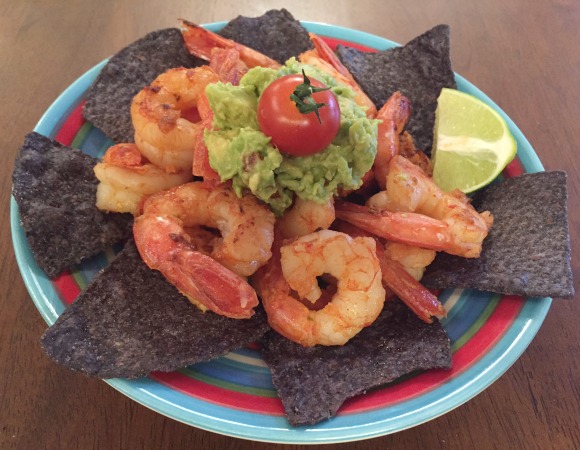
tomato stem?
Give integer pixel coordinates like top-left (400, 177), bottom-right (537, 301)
top-left (290, 70), bottom-right (330, 124)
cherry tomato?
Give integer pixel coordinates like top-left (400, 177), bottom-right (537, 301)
top-left (257, 74), bottom-right (341, 156)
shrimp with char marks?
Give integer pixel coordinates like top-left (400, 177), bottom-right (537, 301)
top-left (131, 66), bottom-right (220, 174)
top-left (379, 155), bottom-right (493, 257)
top-left (373, 91), bottom-right (431, 190)
top-left (135, 181), bottom-right (276, 277)
top-left (336, 155), bottom-right (493, 258)
top-left (253, 230), bottom-right (385, 347)
top-left (133, 182), bottom-right (276, 319)
top-left (373, 91), bottom-right (411, 190)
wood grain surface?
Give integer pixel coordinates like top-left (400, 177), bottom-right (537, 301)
top-left (1, 1), bottom-right (578, 449)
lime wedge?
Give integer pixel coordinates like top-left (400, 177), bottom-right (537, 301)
top-left (432, 88), bottom-right (517, 193)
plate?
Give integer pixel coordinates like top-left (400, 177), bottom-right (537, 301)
top-left (11, 21), bottom-right (551, 444)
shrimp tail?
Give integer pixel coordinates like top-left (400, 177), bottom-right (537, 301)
top-left (308, 33), bottom-right (357, 83)
top-left (180, 19), bottom-right (234, 61)
top-left (335, 200), bottom-right (452, 252)
top-left (375, 244), bottom-right (445, 323)
top-left (180, 19), bottom-right (281, 69)
top-left (134, 215), bottom-right (259, 319)
top-left (377, 91), bottom-right (411, 135)
top-left (164, 250), bottom-right (259, 319)
top-left (299, 36), bottom-right (377, 118)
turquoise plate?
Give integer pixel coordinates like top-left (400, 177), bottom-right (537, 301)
top-left (11, 22), bottom-right (550, 443)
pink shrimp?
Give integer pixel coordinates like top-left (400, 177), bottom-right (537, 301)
top-left (191, 90), bottom-right (221, 183)
top-left (373, 91), bottom-right (412, 190)
top-left (94, 143), bottom-right (191, 215)
top-left (134, 214), bottom-right (259, 319)
top-left (333, 220), bottom-right (445, 324)
top-left (133, 182), bottom-right (276, 319)
top-left (373, 92), bottom-right (433, 189)
top-left (253, 229), bottom-right (385, 346)
top-left (131, 66), bottom-right (220, 174)
top-left (375, 244), bottom-right (445, 323)
top-left (208, 47), bottom-right (249, 85)
top-left (180, 19), bottom-right (281, 69)
top-left (299, 33), bottom-right (377, 118)
top-left (277, 197), bottom-right (336, 240)
top-left (336, 155), bottom-right (493, 258)
top-left (335, 200), bottom-right (454, 252)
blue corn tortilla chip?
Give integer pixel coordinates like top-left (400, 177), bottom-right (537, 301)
top-left (218, 8), bottom-right (313, 63)
top-left (41, 240), bottom-right (271, 379)
top-left (83, 28), bottom-right (203, 144)
top-left (261, 300), bottom-right (451, 426)
top-left (12, 132), bottom-right (133, 278)
top-left (337, 24), bottom-right (456, 153)
top-left (422, 171), bottom-right (574, 298)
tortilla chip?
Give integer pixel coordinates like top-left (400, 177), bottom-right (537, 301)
top-left (41, 240), bottom-right (270, 379)
top-left (218, 9), bottom-right (313, 64)
top-left (83, 28), bottom-right (203, 144)
top-left (337, 24), bottom-right (456, 153)
top-left (261, 300), bottom-right (451, 426)
top-left (12, 132), bottom-right (133, 278)
top-left (422, 171), bottom-right (574, 298)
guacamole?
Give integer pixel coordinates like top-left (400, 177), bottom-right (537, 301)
top-left (204, 58), bottom-right (378, 215)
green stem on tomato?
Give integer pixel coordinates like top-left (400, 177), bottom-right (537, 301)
top-left (290, 70), bottom-right (330, 124)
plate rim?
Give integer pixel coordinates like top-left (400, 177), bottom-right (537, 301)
top-left (11, 20), bottom-right (551, 444)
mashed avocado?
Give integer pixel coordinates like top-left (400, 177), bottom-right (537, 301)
top-left (204, 58), bottom-right (378, 215)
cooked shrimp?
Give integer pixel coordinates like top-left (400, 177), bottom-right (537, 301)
top-left (367, 186), bottom-right (436, 280)
top-left (208, 47), bottom-right (248, 85)
top-left (253, 230), bottom-right (385, 346)
top-left (278, 197), bottom-right (335, 239)
top-left (373, 92), bottom-right (433, 188)
top-left (299, 33), bottom-right (377, 118)
top-left (336, 155), bottom-right (493, 258)
top-left (180, 19), bottom-right (281, 69)
top-left (373, 91), bottom-right (411, 190)
top-left (134, 213), bottom-right (258, 319)
top-left (381, 155), bottom-right (493, 257)
top-left (135, 181), bottom-right (276, 277)
top-left (399, 131), bottom-right (432, 175)
top-left (375, 244), bottom-right (445, 323)
top-left (308, 32), bottom-right (357, 84)
top-left (332, 219), bottom-right (445, 324)
top-left (94, 143), bottom-right (191, 214)
top-left (131, 66), bottom-right (220, 174)
top-left (336, 200), bottom-right (454, 252)
top-left (191, 90), bottom-right (221, 182)
top-left (190, 49), bottom-right (250, 182)
top-left (382, 241), bottom-right (436, 281)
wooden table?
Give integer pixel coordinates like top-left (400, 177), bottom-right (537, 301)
top-left (1, 1), bottom-right (578, 448)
